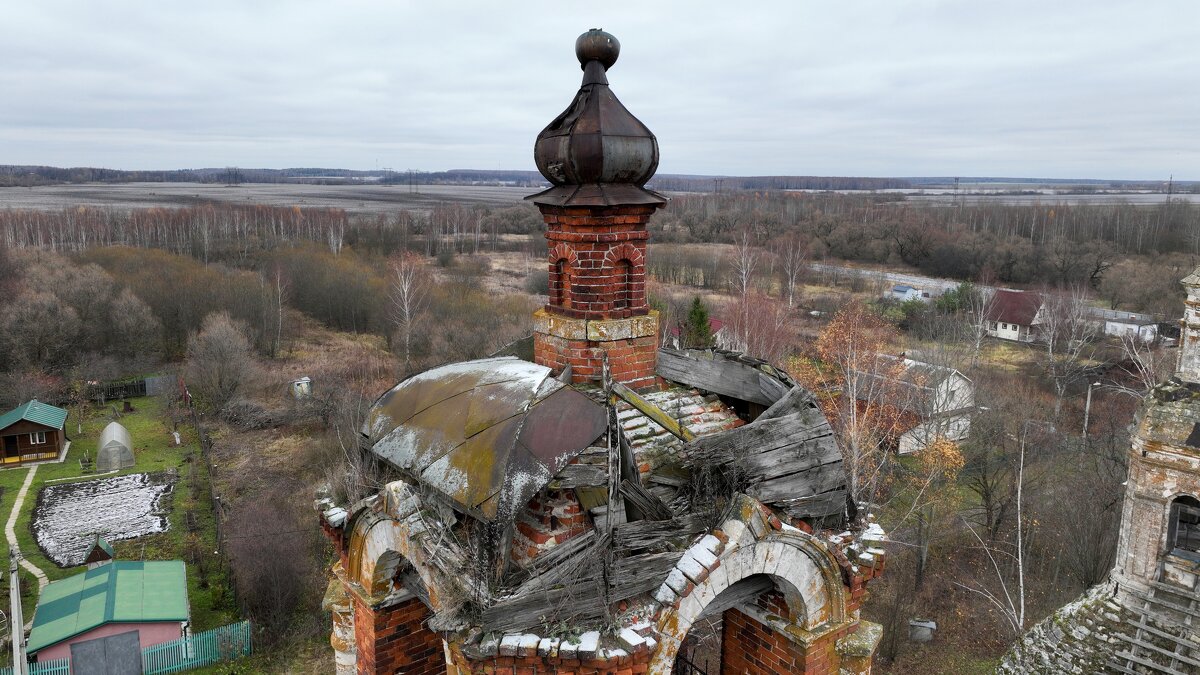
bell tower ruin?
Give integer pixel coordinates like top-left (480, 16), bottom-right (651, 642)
top-left (1114, 267), bottom-right (1200, 595)
top-left (528, 29), bottom-right (665, 390)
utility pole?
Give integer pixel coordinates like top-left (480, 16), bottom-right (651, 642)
top-left (1083, 381), bottom-right (1100, 440)
top-left (9, 547), bottom-right (26, 675)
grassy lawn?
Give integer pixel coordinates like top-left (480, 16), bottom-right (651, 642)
top-left (0, 396), bottom-right (237, 631)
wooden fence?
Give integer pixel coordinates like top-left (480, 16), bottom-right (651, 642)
top-left (142, 621), bottom-right (253, 674)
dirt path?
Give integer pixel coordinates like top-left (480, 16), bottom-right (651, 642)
top-left (6, 465), bottom-right (49, 594)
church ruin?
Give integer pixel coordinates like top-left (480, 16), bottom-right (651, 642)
top-left (316, 30), bottom-right (885, 675)
top-left (1001, 268), bottom-right (1200, 672)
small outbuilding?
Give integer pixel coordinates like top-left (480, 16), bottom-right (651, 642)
top-left (96, 421), bottom-right (135, 472)
top-left (290, 376), bottom-right (313, 399)
top-left (84, 535), bottom-right (115, 568)
top-left (0, 399), bottom-right (68, 465)
top-left (27, 560), bottom-right (190, 662)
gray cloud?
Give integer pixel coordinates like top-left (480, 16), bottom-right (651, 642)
top-left (1, 1), bottom-right (1195, 179)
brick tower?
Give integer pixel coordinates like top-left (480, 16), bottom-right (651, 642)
top-left (527, 29), bottom-right (666, 390)
top-left (1113, 266), bottom-right (1200, 598)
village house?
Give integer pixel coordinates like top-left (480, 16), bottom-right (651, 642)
top-left (984, 289), bottom-right (1042, 342)
top-left (0, 399), bottom-right (68, 465)
top-left (854, 355), bottom-right (974, 456)
top-left (1086, 306), bottom-right (1160, 342)
top-left (665, 317), bottom-right (729, 350)
top-left (26, 560), bottom-right (190, 662)
top-left (315, 30), bottom-right (885, 675)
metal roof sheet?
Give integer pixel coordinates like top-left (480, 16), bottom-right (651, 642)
top-left (27, 561), bottom-right (189, 653)
top-left (0, 399), bottom-right (68, 432)
top-left (366, 357), bottom-right (608, 523)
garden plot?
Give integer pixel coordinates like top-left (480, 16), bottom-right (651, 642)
top-left (33, 471), bottom-right (176, 567)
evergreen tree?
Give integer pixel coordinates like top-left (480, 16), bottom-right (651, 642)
top-left (684, 297), bottom-right (714, 348)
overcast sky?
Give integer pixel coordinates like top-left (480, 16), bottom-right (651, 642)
top-left (2, 1), bottom-right (1196, 179)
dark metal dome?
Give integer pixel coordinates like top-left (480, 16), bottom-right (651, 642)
top-left (528, 29), bottom-right (666, 207)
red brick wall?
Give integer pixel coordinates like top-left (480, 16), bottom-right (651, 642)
top-left (353, 594), bottom-right (444, 675)
top-left (721, 608), bottom-right (857, 675)
top-left (541, 205), bottom-right (655, 321)
top-left (532, 333), bottom-right (658, 388)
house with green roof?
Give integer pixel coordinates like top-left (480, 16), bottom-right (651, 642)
top-left (27, 560), bottom-right (190, 662)
top-left (0, 399), bottom-right (68, 465)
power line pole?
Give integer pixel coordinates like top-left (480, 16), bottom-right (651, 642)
top-left (9, 547), bottom-right (26, 675)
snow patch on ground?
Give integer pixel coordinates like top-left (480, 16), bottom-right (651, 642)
top-left (33, 471), bottom-right (176, 567)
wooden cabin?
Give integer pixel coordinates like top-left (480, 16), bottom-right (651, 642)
top-left (0, 400), bottom-right (68, 465)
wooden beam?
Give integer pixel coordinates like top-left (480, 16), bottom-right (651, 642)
top-left (657, 349), bottom-right (788, 406)
top-left (611, 380), bottom-right (694, 442)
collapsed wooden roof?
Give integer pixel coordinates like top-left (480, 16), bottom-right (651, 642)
top-left (355, 347), bottom-right (849, 634)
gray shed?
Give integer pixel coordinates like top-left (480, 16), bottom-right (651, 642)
top-left (96, 421), bottom-right (135, 471)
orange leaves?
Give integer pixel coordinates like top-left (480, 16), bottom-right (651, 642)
top-left (815, 301), bottom-right (899, 374)
top-left (916, 437), bottom-right (966, 482)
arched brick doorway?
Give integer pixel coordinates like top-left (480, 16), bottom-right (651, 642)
top-left (650, 514), bottom-right (860, 675)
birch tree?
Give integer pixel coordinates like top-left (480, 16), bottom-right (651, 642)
top-left (793, 302), bottom-right (910, 510)
top-left (777, 232), bottom-right (809, 308)
top-left (388, 251), bottom-right (430, 374)
top-left (1037, 286), bottom-right (1099, 418)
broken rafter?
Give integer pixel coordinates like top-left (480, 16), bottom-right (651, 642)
top-left (610, 380), bottom-right (695, 442)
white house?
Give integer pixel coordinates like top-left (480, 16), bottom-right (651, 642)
top-left (1086, 307), bottom-right (1159, 342)
top-left (853, 355), bottom-right (974, 455)
top-left (985, 289), bottom-right (1043, 342)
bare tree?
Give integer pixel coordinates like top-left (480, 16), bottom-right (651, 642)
top-left (954, 423), bottom-right (1033, 638)
top-left (109, 288), bottom-right (162, 361)
top-left (387, 252), bottom-right (431, 375)
top-left (185, 312), bottom-right (257, 411)
top-left (1117, 331), bottom-right (1171, 395)
top-left (777, 232), bottom-right (809, 308)
top-left (964, 284), bottom-right (997, 369)
top-left (724, 292), bottom-right (793, 364)
top-left (729, 229), bottom-right (761, 353)
top-left (731, 229), bottom-right (759, 301)
top-left (794, 302), bottom-right (911, 509)
top-left (1037, 286), bottom-right (1099, 418)
top-left (260, 266), bottom-right (290, 358)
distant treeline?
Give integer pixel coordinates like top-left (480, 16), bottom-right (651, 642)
top-left (0, 202), bottom-right (546, 260)
top-left (648, 175), bottom-right (913, 192)
top-left (2, 164), bottom-right (911, 191)
top-left (648, 192), bottom-right (1200, 316)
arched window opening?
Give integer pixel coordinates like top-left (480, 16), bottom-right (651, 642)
top-left (554, 259), bottom-right (571, 309)
top-left (1169, 495), bottom-right (1200, 557)
top-left (613, 259), bottom-right (633, 312)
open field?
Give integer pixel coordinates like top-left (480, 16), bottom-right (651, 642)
top-left (3, 182), bottom-right (1194, 216)
top-left (0, 182), bottom-right (536, 214)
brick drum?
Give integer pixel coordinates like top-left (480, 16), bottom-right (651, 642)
top-left (353, 594), bottom-right (443, 675)
top-left (533, 203), bottom-right (662, 389)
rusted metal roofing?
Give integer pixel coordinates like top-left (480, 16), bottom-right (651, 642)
top-left (528, 29), bottom-right (665, 208)
top-left (365, 357), bottom-right (608, 523)
top-left (987, 289), bottom-right (1042, 326)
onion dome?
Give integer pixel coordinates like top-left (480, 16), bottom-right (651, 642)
top-left (528, 29), bottom-right (666, 207)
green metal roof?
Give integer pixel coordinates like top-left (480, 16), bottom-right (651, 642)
top-left (91, 535), bottom-right (115, 559)
top-left (27, 561), bottom-right (189, 653)
top-left (0, 399), bottom-right (68, 432)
